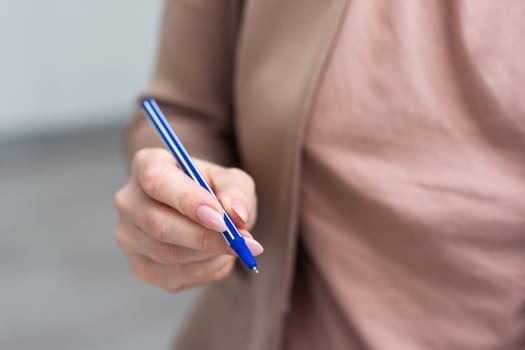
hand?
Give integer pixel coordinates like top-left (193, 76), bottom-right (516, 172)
top-left (113, 148), bottom-right (263, 292)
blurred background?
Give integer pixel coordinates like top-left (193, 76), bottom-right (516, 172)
top-left (0, 1), bottom-right (196, 349)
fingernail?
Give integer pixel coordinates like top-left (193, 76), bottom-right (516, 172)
top-left (245, 238), bottom-right (264, 256)
top-left (232, 200), bottom-right (248, 223)
top-left (196, 206), bottom-right (227, 232)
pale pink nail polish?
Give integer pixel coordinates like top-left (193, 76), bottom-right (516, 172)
top-left (244, 238), bottom-right (264, 256)
top-left (196, 206), bottom-right (227, 232)
top-left (232, 201), bottom-right (248, 223)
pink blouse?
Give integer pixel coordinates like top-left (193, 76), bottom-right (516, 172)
top-left (281, 1), bottom-right (525, 349)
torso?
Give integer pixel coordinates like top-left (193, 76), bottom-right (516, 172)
top-left (282, 1), bottom-right (525, 349)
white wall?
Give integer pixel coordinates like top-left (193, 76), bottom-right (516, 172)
top-left (0, 0), bottom-right (164, 139)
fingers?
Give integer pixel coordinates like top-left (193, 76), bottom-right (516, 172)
top-left (138, 202), bottom-right (230, 253)
top-left (115, 159), bottom-right (264, 256)
top-left (133, 149), bottom-right (227, 232)
top-left (237, 229), bottom-right (264, 256)
top-left (115, 222), bottom-right (228, 265)
top-left (205, 165), bottom-right (258, 230)
top-left (133, 148), bottom-right (258, 231)
top-left (115, 182), bottom-right (231, 254)
top-left (114, 147), bottom-right (263, 293)
top-left (128, 252), bottom-right (236, 292)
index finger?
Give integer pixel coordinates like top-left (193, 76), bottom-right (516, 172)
top-left (133, 148), bottom-right (227, 232)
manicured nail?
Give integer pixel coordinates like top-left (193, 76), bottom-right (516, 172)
top-left (244, 238), bottom-right (264, 256)
top-left (232, 200), bottom-right (248, 223)
top-left (196, 206), bottom-right (226, 232)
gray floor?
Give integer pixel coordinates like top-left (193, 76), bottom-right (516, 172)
top-left (0, 125), bottom-right (196, 350)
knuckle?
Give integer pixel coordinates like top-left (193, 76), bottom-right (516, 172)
top-left (113, 188), bottom-right (129, 214)
top-left (144, 210), bottom-right (170, 242)
top-left (131, 149), bottom-right (149, 172)
top-left (140, 163), bottom-right (164, 196)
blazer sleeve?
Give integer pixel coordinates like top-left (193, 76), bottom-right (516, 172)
top-left (125, 0), bottom-right (244, 167)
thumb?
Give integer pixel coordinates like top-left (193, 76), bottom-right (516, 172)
top-left (205, 166), bottom-right (257, 230)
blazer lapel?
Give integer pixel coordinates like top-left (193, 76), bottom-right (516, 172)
top-left (234, 0), bottom-right (349, 348)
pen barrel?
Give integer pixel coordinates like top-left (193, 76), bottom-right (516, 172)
top-left (222, 213), bottom-right (258, 270)
top-left (228, 234), bottom-right (257, 270)
top-left (141, 98), bottom-right (258, 272)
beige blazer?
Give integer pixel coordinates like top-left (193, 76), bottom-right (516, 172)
top-left (127, 0), bottom-right (349, 349)
top-left (124, 1), bottom-right (525, 348)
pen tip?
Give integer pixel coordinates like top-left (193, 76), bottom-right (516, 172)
top-left (252, 267), bottom-right (259, 274)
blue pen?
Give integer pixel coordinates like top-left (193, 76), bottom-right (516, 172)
top-left (141, 98), bottom-right (259, 273)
